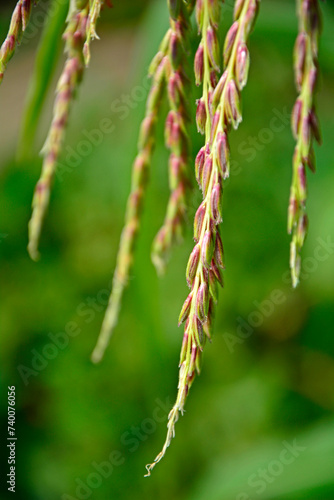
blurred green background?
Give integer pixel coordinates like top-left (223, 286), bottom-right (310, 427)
top-left (1, 1), bottom-right (334, 499)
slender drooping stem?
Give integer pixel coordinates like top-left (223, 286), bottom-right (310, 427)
top-left (288, 0), bottom-right (321, 287)
top-left (0, 0), bottom-right (39, 85)
top-left (145, 0), bottom-right (260, 477)
top-left (90, 29), bottom-right (170, 363)
top-left (151, 3), bottom-right (192, 276)
top-left (28, 0), bottom-right (103, 260)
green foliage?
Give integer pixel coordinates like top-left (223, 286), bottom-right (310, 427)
top-left (0, 0), bottom-right (334, 498)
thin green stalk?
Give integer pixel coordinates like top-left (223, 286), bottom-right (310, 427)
top-left (90, 29), bottom-right (169, 364)
top-left (28, 0), bottom-right (88, 260)
top-left (288, 0), bottom-right (321, 287)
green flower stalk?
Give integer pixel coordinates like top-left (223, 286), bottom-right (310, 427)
top-left (28, 0), bottom-right (92, 261)
top-left (288, 0), bottom-right (321, 287)
top-left (145, 0), bottom-right (260, 477)
top-left (0, 0), bottom-right (39, 85)
top-left (151, 2), bottom-right (192, 276)
top-left (90, 29), bottom-right (169, 364)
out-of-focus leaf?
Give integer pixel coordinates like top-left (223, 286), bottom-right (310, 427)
top-left (189, 419), bottom-right (334, 500)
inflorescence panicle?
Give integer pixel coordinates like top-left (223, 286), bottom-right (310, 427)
top-left (91, 1), bottom-right (200, 363)
top-left (144, 0), bottom-right (260, 477)
top-left (151, 2), bottom-right (192, 276)
top-left (0, 0), bottom-right (39, 85)
top-left (288, 0), bottom-right (322, 288)
top-left (90, 18), bottom-right (170, 364)
top-left (27, 0), bottom-right (103, 261)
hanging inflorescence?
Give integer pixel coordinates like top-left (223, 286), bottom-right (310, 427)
top-left (91, 0), bottom-right (194, 363)
top-left (145, 0), bottom-right (260, 475)
top-left (0, 0), bottom-right (323, 475)
top-left (288, 0), bottom-right (322, 288)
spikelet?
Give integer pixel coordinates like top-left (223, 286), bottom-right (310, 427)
top-left (83, 0), bottom-right (109, 65)
top-left (0, 0), bottom-right (39, 85)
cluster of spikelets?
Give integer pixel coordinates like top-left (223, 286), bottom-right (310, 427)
top-left (0, 0), bottom-right (322, 475)
top-left (288, 0), bottom-right (322, 287)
